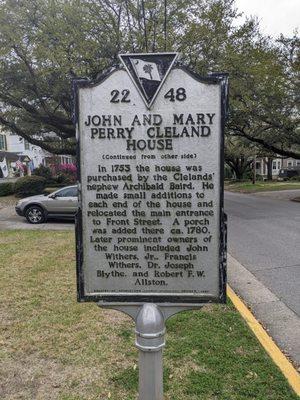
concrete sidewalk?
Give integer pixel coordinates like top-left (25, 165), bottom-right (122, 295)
top-left (228, 253), bottom-right (300, 368)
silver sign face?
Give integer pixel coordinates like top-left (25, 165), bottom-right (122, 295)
top-left (75, 53), bottom-right (227, 304)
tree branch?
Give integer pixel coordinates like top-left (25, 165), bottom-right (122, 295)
top-left (0, 94), bottom-right (74, 137)
top-left (0, 116), bottom-right (76, 155)
top-left (232, 128), bottom-right (300, 159)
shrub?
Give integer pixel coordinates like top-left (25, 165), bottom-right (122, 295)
top-left (14, 176), bottom-right (46, 198)
top-left (0, 182), bottom-right (15, 197)
top-left (290, 175), bottom-right (300, 182)
top-left (255, 174), bottom-right (264, 182)
top-left (55, 173), bottom-right (73, 184)
top-left (52, 163), bottom-right (77, 184)
top-left (32, 165), bottom-right (53, 182)
top-left (57, 163), bottom-right (77, 175)
top-left (242, 169), bottom-right (254, 180)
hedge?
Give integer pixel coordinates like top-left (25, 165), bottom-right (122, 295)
top-left (0, 182), bottom-right (15, 197)
top-left (14, 176), bottom-right (46, 198)
top-left (32, 165), bottom-right (53, 182)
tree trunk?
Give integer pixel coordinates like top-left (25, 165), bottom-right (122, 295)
top-left (235, 163), bottom-right (244, 180)
top-left (226, 157), bottom-right (250, 180)
top-left (267, 158), bottom-right (273, 181)
top-left (252, 155), bottom-right (256, 184)
top-left (231, 158), bottom-right (246, 180)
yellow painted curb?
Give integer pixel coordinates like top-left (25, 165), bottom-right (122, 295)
top-left (227, 285), bottom-right (300, 396)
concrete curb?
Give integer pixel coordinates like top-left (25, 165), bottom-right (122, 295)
top-left (228, 254), bottom-right (300, 368)
top-left (228, 286), bottom-right (300, 395)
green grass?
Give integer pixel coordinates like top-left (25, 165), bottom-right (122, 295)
top-left (0, 230), bottom-right (298, 400)
top-left (225, 180), bottom-right (300, 193)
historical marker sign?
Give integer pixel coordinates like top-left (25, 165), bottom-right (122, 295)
top-left (74, 53), bottom-right (227, 304)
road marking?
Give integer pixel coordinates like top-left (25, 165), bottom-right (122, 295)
top-left (227, 285), bottom-right (300, 395)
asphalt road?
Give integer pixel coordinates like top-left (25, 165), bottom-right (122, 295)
top-left (225, 190), bottom-right (300, 317)
top-left (0, 203), bottom-right (74, 231)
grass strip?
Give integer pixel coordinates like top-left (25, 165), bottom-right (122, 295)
top-left (0, 230), bottom-right (298, 400)
top-left (227, 286), bottom-right (300, 395)
top-left (225, 181), bottom-right (300, 193)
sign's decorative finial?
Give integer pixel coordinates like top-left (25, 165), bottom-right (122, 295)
top-left (119, 52), bottom-right (178, 108)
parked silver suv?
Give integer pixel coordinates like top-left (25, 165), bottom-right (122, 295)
top-left (15, 185), bottom-right (78, 224)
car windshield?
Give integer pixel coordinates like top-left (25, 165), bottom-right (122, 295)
top-left (54, 187), bottom-right (78, 197)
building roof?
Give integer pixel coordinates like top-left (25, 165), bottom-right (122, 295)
top-left (0, 151), bottom-right (19, 161)
top-left (18, 155), bottom-right (31, 162)
top-left (0, 151), bottom-right (31, 162)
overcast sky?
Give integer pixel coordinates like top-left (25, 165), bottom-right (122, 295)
top-left (235, 0), bottom-right (299, 38)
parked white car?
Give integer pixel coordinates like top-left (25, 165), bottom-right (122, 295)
top-left (15, 185), bottom-right (78, 224)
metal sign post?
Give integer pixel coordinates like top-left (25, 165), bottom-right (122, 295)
top-left (100, 303), bottom-right (202, 400)
top-left (73, 52), bottom-right (228, 399)
top-left (135, 304), bottom-right (165, 400)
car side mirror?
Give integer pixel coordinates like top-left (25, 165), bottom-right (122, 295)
top-left (49, 194), bottom-right (57, 199)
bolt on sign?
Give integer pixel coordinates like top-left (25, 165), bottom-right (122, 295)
top-left (73, 53), bottom-right (228, 305)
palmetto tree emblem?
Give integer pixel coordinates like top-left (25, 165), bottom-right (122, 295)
top-left (124, 53), bottom-right (178, 106)
top-left (143, 64), bottom-right (154, 80)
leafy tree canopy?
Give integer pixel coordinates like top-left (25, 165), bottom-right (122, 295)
top-left (0, 0), bottom-right (299, 157)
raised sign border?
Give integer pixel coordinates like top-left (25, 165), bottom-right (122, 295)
top-left (73, 64), bottom-right (228, 305)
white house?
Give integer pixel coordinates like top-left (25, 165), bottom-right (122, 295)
top-left (0, 130), bottom-right (74, 179)
top-left (8, 134), bottom-right (48, 168)
top-left (256, 156), bottom-right (300, 178)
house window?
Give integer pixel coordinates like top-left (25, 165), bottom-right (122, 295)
top-left (272, 161), bottom-right (277, 170)
top-left (0, 134), bottom-right (7, 150)
top-left (256, 162), bottom-right (261, 169)
top-left (277, 161), bottom-right (281, 169)
top-left (288, 161), bottom-right (292, 167)
top-left (24, 140), bottom-right (30, 150)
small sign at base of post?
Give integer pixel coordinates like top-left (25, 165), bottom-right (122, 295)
top-left (73, 52), bottom-right (228, 400)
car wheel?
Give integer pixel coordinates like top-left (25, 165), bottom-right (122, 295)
top-left (25, 206), bottom-right (46, 224)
